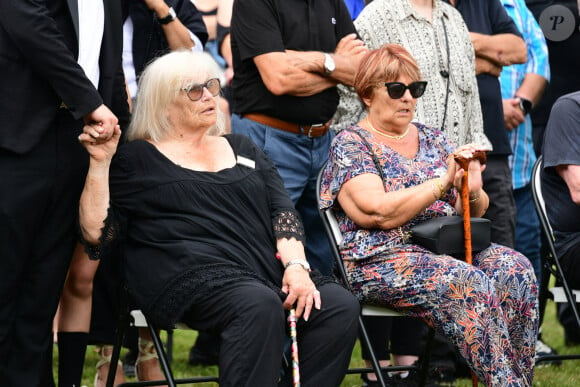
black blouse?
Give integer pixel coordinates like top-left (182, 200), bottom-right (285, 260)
top-left (94, 134), bottom-right (307, 328)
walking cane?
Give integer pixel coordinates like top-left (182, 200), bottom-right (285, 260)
top-left (453, 150), bottom-right (487, 387)
top-left (288, 308), bottom-right (301, 387)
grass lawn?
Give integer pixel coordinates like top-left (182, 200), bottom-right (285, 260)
top-left (56, 297), bottom-right (580, 386)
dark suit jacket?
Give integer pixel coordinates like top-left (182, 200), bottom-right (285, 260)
top-left (0, 0), bottom-right (129, 154)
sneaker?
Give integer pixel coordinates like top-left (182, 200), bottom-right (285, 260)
top-left (535, 338), bottom-right (562, 366)
top-left (122, 350), bottom-right (137, 378)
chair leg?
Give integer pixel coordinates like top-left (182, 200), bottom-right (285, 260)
top-left (146, 322), bottom-right (177, 387)
top-left (358, 315), bottom-right (387, 387)
top-left (166, 330), bottom-right (173, 364)
top-left (417, 327), bottom-right (435, 387)
top-left (553, 257), bottom-right (580, 330)
top-left (107, 312), bottom-right (128, 387)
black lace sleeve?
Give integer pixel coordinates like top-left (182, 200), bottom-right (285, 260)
top-left (272, 208), bottom-right (305, 243)
top-left (78, 205), bottom-right (122, 261)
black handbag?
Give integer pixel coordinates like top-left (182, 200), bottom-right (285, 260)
top-left (410, 216), bottom-right (491, 256)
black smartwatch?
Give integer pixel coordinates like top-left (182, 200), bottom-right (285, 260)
top-left (517, 96), bottom-right (532, 115)
top-left (157, 7), bottom-right (176, 25)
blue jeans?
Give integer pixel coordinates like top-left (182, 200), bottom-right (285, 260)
top-left (514, 184), bottom-right (541, 284)
top-left (231, 114), bottom-right (334, 275)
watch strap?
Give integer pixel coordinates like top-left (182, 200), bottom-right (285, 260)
top-left (157, 7), bottom-right (176, 25)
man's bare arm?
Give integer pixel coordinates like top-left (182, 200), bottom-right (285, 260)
top-left (470, 32), bottom-right (527, 66)
top-left (254, 33), bottom-right (367, 97)
top-left (556, 164), bottom-right (580, 205)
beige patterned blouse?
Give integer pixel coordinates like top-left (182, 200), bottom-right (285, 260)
top-left (333, 0), bottom-right (492, 150)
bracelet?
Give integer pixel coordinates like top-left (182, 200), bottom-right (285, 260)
top-left (434, 178), bottom-right (446, 198)
top-left (284, 259), bottom-right (311, 272)
top-left (430, 181), bottom-right (439, 200)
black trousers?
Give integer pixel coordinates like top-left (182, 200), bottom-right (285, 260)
top-left (557, 242), bottom-right (580, 342)
top-left (181, 281), bottom-right (359, 387)
top-left (482, 154), bottom-right (516, 248)
top-left (0, 110), bottom-right (88, 386)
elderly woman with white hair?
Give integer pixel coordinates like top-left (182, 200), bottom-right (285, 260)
top-left (78, 50), bottom-right (359, 387)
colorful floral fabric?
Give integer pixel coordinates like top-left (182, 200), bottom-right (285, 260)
top-left (319, 124), bottom-right (539, 386)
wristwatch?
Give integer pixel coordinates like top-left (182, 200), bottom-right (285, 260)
top-left (517, 96), bottom-right (532, 115)
top-left (284, 259), bottom-right (312, 272)
top-left (157, 7), bottom-right (176, 25)
top-left (323, 53), bottom-right (335, 76)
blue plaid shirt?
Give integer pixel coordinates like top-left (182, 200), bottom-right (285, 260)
top-left (500, 0), bottom-right (550, 189)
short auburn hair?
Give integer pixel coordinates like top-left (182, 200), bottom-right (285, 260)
top-left (354, 43), bottom-right (422, 104)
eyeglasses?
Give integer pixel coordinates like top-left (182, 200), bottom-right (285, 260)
top-left (181, 78), bottom-right (221, 101)
top-left (383, 81), bottom-right (427, 99)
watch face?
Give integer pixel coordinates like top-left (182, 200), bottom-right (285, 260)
top-left (324, 54), bottom-right (335, 75)
top-left (519, 98), bottom-right (532, 114)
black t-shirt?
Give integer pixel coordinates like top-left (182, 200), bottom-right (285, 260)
top-left (230, 0), bottom-right (356, 124)
top-left (453, 0), bottom-right (522, 155)
top-left (526, 0), bottom-right (580, 128)
top-left (541, 91), bottom-right (580, 257)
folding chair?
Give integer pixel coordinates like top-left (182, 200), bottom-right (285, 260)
top-left (316, 167), bottom-right (433, 387)
top-left (106, 284), bottom-right (219, 387)
top-left (530, 155), bottom-right (580, 365)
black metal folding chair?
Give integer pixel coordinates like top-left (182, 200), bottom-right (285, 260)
top-left (530, 155), bottom-right (580, 365)
top-left (106, 284), bottom-right (219, 387)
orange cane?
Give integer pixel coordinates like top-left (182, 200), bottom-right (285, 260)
top-left (454, 150), bottom-right (487, 387)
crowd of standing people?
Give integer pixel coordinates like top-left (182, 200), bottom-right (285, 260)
top-left (0, 0), bottom-right (579, 387)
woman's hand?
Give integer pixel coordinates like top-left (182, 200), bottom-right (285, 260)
top-left (451, 144), bottom-right (486, 196)
top-left (281, 266), bottom-right (321, 321)
top-left (78, 124), bottom-right (121, 164)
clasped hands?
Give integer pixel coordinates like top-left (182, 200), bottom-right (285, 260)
top-left (78, 104), bottom-right (121, 162)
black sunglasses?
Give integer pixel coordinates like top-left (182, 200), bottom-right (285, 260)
top-left (181, 78), bottom-right (221, 101)
top-left (383, 81), bottom-right (427, 99)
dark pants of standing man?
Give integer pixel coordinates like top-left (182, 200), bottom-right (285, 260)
top-left (482, 154), bottom-right (516, 248)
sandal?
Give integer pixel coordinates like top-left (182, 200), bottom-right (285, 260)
top-left (135, 338), bottom-right (167, 385)
top-left (94, 345), bottom-right (125, 387)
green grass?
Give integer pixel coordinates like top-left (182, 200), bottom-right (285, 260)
top-left (56, 299), bottom-right (580, 386)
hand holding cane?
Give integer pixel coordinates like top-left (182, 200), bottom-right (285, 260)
top-left (453, 150), bottom-right (486, 387)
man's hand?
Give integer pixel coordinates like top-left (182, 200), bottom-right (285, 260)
top-left (331, 33), bottom-right (368, 86)
top-left (334, 33), bottom-right (367, 58)
top-left (474, 57), bottom-right (502, 77)
top-left (83, 104), bottom-right (118, 143)
top-left (502, 98), bottom-right (525, 130)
